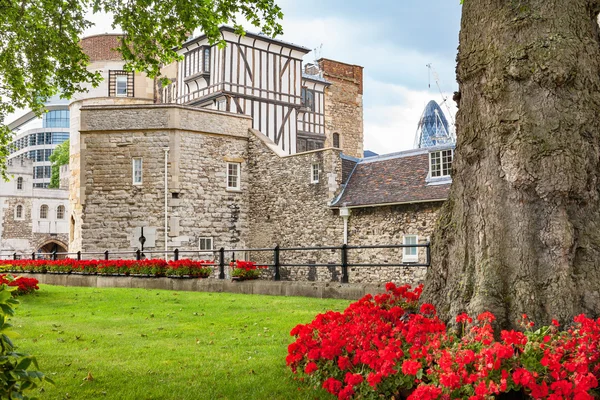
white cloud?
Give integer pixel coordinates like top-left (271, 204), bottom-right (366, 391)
top-left (363, 78), bottom-right (456, 154)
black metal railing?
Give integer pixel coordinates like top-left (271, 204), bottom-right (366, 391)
top-left (0, 243), bottom-right (430, 284)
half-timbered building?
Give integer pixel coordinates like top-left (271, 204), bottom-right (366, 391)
top-left (159, 26), bottom-right (361, 158)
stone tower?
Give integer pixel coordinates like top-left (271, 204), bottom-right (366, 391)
top-left (319, 58), bottom-right (364, 159)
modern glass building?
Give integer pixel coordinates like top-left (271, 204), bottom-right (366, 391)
top-left (7, 97), bottom-right (70, 188)
top-left (414, 100), bottom-right (455, 149)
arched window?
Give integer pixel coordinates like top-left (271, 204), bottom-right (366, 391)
top-left (56, 205), bottom-right (65, 219)
top-left (40, 204), bottom-right (48, 219)
top-left (16, 177), bottom-right (23, 190)
top-left (15, 205), bottom-right (23, 219)
top-left (333, 133), bottom-right (340, 148)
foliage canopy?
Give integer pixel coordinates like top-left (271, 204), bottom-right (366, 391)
top-left (0, 0), bottom-right (283, 178)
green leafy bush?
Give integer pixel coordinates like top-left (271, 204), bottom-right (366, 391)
top-left (0, 283), bottom-right (52, 398)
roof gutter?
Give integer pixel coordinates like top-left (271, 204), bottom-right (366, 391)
top-left (330, 198), bottom-right (448, 210)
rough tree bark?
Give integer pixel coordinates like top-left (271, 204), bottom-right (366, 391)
top-left (423, 0), bottom-right (600, 329)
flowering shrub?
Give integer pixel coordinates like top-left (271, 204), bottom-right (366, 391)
top-left (0, 259), bottom-right (214, 278)
top-left (165, 260), bottom-right (214, 277)
top-left (230, 260), bottom-right (267, 280)
top-left (0, 275), bottom-right (39, 296)
top-left (128, 259), bottom-right (168, 276)
top-left (287, 283), bottom-right (600, 399)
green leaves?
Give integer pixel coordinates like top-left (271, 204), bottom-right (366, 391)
top-left (0, 283), bottom-right (52, 398)
top-left (1, 0), bottom-right (283, 178)
top-left (48, 139), bottom-right (69, 188)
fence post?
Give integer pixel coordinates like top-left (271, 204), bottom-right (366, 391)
top-left (31, 252), bottom-right (35, 260)
top-left (341, 244), bottom-right (349, 283)
top-left (52, 250), bottom-right (57, 261)
top-left (273, 245), bottom-right (280, 281)
top-left (104, 250), bottom-right (109, 261)
top-left (174, 248), bottom-right (179, 261)
top-left (77, 251), bottom-right (81, 261)
top-left (219, 248), bottom-right (225, 280)
top-left (136, 249), bottom-right (141, 261)
top-left (13, 253), bottom-right (16, 261)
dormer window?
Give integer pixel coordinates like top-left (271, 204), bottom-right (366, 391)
top-left (429, 149), bottom-right (453, 178)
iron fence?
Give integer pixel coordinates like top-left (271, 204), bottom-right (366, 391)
top-left (0, 243), bottom-right (430, 284)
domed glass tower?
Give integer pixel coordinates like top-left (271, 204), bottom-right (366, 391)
top-left (414, 100), bottom-right (454, 148)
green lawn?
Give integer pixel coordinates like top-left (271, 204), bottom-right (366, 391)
top-left (11, 284), bottom-right (351, 400)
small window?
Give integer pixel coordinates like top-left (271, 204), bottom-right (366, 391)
top-left (203, 47), bottom-right (211, 72)
top-left (403, 235), bottom-right (418, 262)
top-left (301, 87), bottom-right (315, 111)
top-left (199, 237), bottom-right (213, 251)
top-left (430, 149), bottom-right (453, 178)
top-left (226, 162), bottom-right (241, 190)
top-left (15, 205), bottom-right (23, 220)
top-left (133, 158), bottom-right (143, 185)
top-left (56, 205), bottom-right (65, 220)
top-left (333, 133), bottom-right (340, 148)
top-left (40, 204), bottom-right (48, 219)
top-left (217, 99), bottom-right (227, 111)
top-left (311, 163), bottom-right (320, 183)
top-left (116, 76), bottom-right (128, 97)
top-left (16, 177), bottom-right (23, 190)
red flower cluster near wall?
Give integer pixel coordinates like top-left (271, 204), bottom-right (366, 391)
top-left (230, 260), bottom-right (267, 280)
top-left (287, 283), bottom-right (600, 399)
top-left (0, 259), bottom-right (215, 278)
top-left (0, 275), bottom-right (39, 296)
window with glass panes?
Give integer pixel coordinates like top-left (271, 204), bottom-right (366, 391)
top-left (311, 163), bottom-right (320, 183)
top-left (15, 205), bottom-right (23, 219)
top-left (403, 235), bottom-right (418, 262)
top-left (43, 110), bottom-right (70, 128)
top-left (429, 150), bottom-right (453, 178)
top-left (40, 205), bottom-right (48, 219)
top-left (56, 205), bottom-right (65, 219)
top-left (132, 158), bottom-right (143, 184)
top-left (199, 237), bottom-right (213, 251)
top-left (226, 163), bottom-right (240, 190)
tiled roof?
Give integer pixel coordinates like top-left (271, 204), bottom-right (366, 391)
top-left (332, 149), bottom-right (452, 208)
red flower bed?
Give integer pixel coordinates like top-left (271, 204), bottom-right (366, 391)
top-left (0, 275), bottom-right (39, 296)
top-left (165, 259), bottom-right (214, 277)
top-left (230, 260), bottom-right (267, 280)
top-left (0, 259), bottom-right (214, 278)
top-left (287, 283), bottom-right (600, 399)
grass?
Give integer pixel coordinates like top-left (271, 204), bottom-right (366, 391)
top-left (11, 284), bottom-right (352, 400)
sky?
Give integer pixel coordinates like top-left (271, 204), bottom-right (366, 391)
top-left (75, 1), bottom-right (463, 155)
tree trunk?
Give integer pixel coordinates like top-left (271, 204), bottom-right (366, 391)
top-left (423, 0), bottom-right (600, 329)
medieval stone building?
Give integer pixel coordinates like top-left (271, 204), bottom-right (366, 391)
top-left (0, 158), bottom-right (69, 258)
top-left (2, 28), bottom-right (455, 285)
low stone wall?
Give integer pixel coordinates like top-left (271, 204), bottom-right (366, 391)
top-left (20, 273), bottom-right (387, 301)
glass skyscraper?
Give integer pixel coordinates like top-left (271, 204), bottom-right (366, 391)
top-left (7, 97), bottom-right (70, 188)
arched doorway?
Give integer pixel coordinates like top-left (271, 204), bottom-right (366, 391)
top-left (37, 240), bottom-right (68, 259)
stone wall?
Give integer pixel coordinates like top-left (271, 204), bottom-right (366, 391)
top-left (76, 104), bottom-right (252, 254)
top-left (319, 58), bottom-right (364, 159)
top-left (345, 202), bottom-right (443, 285)
top-left (247, 131), bottom-right (442, 285)
top-left (247, 130), bottom-right (345, 280)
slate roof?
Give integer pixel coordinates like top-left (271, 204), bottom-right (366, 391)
top-left (302, 72), bottom-right (331, 85)
top-left (331, 148), bottom-right (452, 208)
